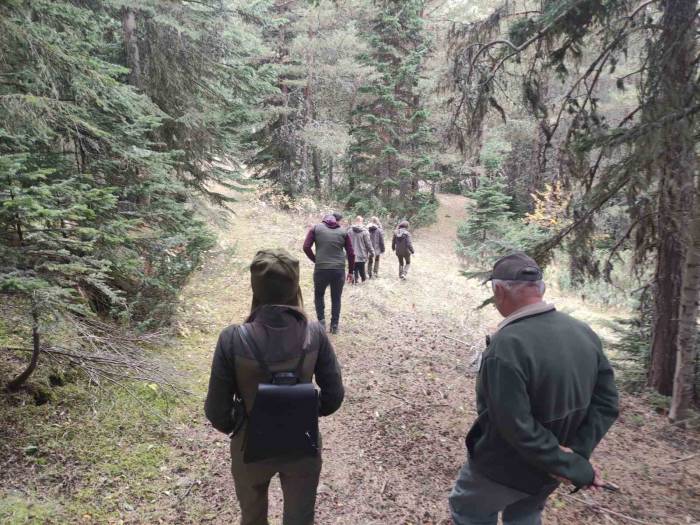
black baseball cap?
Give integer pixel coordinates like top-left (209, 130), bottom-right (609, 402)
top-left (486, 252), bottom-right (543, 282)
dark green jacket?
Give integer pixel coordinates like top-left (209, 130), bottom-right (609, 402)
top-left (466, 309), bottom-right (619, 495)
top-left (205, 306), bottom-right (344, 434)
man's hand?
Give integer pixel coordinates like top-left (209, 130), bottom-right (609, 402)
top-left (587, 465), bottom-right (618, 492)
top-left (552, 445), bottom-right (575, 484)
top-left (346, 273), bottom-right (353, 283)
top-left (556, 446), bottom-right (615, 492)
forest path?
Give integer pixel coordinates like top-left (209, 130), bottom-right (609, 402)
top-left (167, 192), bottom-right (699, 524)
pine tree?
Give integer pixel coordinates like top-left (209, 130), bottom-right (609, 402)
top-left (0, 0), bottom-right (275, 337)
top-left (348, 0), bottom-right (439, 219)
top-left (458, 176), bottom-right (514, 261)
top-left (446, 0), bottom-right (699, 410)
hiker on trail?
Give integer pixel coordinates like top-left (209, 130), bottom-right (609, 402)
top-left (303, 213), bottom-right (355, 334)
top-left (367, 216), bottom-right (385, 279)
top-left (348, 215), bottom-right (374, 284)
top-left (391, 220), bottom-right (414, 280)
top-left (204, 249), bottom-right (344, 525)
top-left (449, 252), bottom-right (619, 525)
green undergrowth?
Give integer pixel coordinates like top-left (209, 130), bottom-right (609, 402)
top-left (0, 349), bottom-right (198, 524)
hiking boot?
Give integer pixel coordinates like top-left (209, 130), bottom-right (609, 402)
top-left (319, 319), bottom-right (326, 330)
top-left (330, 325), bottom-right (339, 334)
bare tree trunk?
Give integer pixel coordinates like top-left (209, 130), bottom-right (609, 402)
top-left (302, 17), bottom-right (318, 195)
top-left (647, 0), bottom-right (697, 396)
top-left (121, 8), bottom-right (141, 89)
top-left (650, 180), bottom-right (686, 395)
top-left (327, 158), bottom-right (334, 196)
top-left (670, 196), bottom-right (700, 421)
top-left (7, 302), bottom-right (41, 391)
top-left (312, 148), bottom-right (322, 194)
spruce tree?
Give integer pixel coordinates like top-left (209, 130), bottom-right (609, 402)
top-left (349, 0), bottom-right (439, 219)
top-left (0, 0), bottom-right (276, 331)
top-left (458, 176), bottom-right (514, 261)
top-left (446, 0), bottom-right (699, 409)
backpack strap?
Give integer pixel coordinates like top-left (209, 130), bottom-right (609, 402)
top-left (294, 324), bottom-right (313, 378)
top-left (239, 322), bottom-right (312, 382)
top-left (238, 324), bottom-right (273, 381)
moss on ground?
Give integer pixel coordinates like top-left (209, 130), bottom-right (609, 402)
top-left (0, 356), bottom-right (191, 523)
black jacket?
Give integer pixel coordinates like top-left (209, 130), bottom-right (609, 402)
top-left (466, 309), bottom-right (619, 494)
top-left (392, 228), bottom-right (414, 256)
top-left (205, 306), bottom-right (345, 434)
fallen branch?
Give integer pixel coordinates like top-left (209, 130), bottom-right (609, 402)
top-left (6, 301), bottom-right (41, 391)
top-left (565, 495), bottom-right (654, 525)
top-left (442, 334), bottom-right (472, 346)
top-left (668, 453), bottom-right (698, 464)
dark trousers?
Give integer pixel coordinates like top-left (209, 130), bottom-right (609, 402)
top-left (368, 255), bottom-right (380, 277)
top-left (231, 433), bottom-right (322, 525)
top-left (449, 461), bottom-right (558, 525)
top-left (313, 269), bottom-right (345, 328)
top-left (353, 262), bottom-right (367, 283)
top-left (398, 253), bottom-right (411, 278)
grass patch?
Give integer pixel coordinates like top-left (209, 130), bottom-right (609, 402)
top-left (0, 495), bottom-right (62, 525)
top-left (0, 359), bottom-right (188, 523)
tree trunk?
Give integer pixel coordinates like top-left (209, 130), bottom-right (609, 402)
top-left (121, 8), bottom-right (141, 89)
top-left (328, 158), bottom-right (334, 195)
top-left (650, 181), bottom-right (686, 395)
top-left (301, 18), bottom-right (317, 195)
top-left (670, 195), bottom-right (700, 421)
top-left (312, 148), bottom-right (322, 194)
top-left (7, 303), bottom-right (41, 391)
top-left (647, 0), bottom-right (697, 396)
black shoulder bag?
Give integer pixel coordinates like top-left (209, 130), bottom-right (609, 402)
top-left (238, 324), bottom-right (319, 463)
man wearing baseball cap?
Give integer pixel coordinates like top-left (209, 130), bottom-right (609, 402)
top-left (449, 252), bottom-right (619, 525)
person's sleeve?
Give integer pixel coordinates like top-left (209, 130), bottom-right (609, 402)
top-left (303, 227), bottom-right (316, 263)
top-left (379, 231), bottom-right (386, 253)
top-left (344, 233), bottom-right (355, 272)
top-left (365, 231), bottom-right (375, 256)
top-left (391, 234), bottom-right (396, 251)
top-left (314, 328), bottom-right (344, 416)
top-left (481, 354), bottom-right (595, 487)
top-left (204, 330), bottom-right (237, 434)
top-left (567, 348), bottom-right (619, 459)
top-left (408, 232), bottom-right (415, 254)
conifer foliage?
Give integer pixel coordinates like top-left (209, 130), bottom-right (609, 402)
top-left (0, 0), bottom-right (273, 350)
top-left (349, 0), bottom-right (440, 221)
top-left (446, 0), bottom-right (699, 418)
top-left (458, 176), bottom-right (513, 258)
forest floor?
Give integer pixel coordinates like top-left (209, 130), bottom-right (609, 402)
top-left (1, 192), bottom-right (700, 524)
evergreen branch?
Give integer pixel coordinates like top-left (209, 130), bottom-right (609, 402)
top-left (603, 213), bottom-right (652, 283)
top-left (532, 166), bottom-right (635, 261)
top-left (596, 102), bottom-right (700, 148)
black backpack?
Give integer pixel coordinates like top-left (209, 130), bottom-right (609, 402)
top-left (237, 324), bottom-right (319, 463)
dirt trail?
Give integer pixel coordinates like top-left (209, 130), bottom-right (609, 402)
top-left (170, 193), bottom-right (699, 524)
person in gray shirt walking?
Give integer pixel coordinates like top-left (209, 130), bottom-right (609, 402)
top-left (303, 213), bottom-right (355, 334)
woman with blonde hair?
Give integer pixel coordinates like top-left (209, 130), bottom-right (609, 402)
top-left (205, 248), bottom-right (344, 525)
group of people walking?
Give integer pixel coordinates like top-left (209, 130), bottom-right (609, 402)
top-left (205, 225), bottom-right (619, 525)
top-left (338, 213), bottom-right (415, 284)
top-left (302, 212), bottom-right (415, 334)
